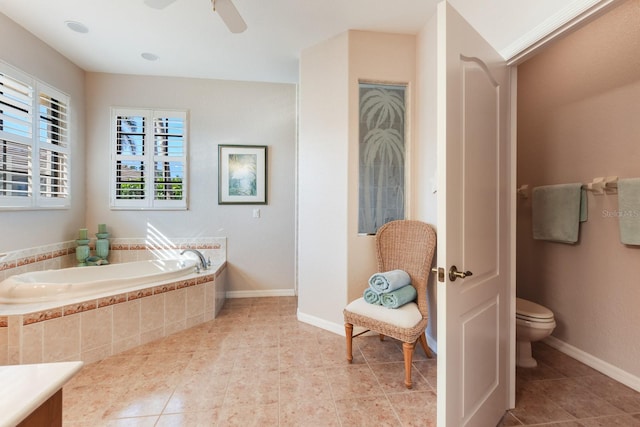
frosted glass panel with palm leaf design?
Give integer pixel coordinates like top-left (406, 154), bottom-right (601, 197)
top-left (358, 83), bottom-right (406, 234)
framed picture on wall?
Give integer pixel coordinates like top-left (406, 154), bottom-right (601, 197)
top-left (218, 144), bottom-right (268, 204)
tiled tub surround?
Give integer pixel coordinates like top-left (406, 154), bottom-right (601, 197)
top-left (0, 237), bottom-right (227, 366)
top-left (0, 237), bottom-right (227, 282)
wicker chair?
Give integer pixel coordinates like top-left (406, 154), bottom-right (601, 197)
top-left (343, 219), bottom-right (436, 389)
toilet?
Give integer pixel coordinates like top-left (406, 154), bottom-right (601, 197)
top-left (516, 297), bottom-right (556, 368)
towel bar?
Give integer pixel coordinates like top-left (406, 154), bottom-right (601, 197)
top-left (517, 185), bottom-right (529, 199)
top-left (583, 176), bottom-right (618, 194)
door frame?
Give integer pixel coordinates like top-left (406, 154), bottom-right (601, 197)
top-left (503, 0), bottom-right (622, 411)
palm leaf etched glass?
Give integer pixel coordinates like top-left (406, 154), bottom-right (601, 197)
top-left (358, 83), bottom-right (406, 234)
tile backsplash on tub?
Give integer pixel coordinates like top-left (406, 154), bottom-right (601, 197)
top-left (108, 237), bottom-right (226, 265)
top-left (0, 241), bottom-right (77, 282)
top-left (0, 236), bottom-right (226, 281)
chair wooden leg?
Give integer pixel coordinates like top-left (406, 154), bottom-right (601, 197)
top-left (418, 332), bottom-right (433, 358)
top-left (345, 323), bottom-right (353, 363)
top-left (402, 341), bottom-right (415, 389)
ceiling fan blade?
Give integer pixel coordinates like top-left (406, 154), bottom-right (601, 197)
top-left (144, 0), bottom-right (177, 10)
top-left (213, 0), bottom-right (247, 33)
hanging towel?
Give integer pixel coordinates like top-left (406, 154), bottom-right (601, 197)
top-left (368, 270), bottom-right (411, 294)
top-left (532, 183), bottom-right (586, 244)
top-left (380, 285), bottom-right (417, 309)
top-left (580, 188), bottom-right (588, 223)
top-left (617, 178), bottom-right (640, 245)
top-left (363, 287), bottom-right (382, 305)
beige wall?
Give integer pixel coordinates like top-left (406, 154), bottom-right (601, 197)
top-left (84, 73), bottom-right (297, 295)
top-left (297, 32), bottom-right (350, 329)
top-left (0, 13), bottom-right (86, 253)
top-left (415, 11), bottom-right (439, 345)
top-left (517, 0), bottom-right (640, 377)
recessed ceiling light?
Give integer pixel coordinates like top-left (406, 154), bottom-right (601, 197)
top-left (65, 21), bottom-right (89, 34)
top-left (141, 52), bottom-right (159, 61)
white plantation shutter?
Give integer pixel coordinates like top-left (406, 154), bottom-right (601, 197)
top-left (111, 108), bottom-right (187, 209)
top-left (38, 85), bottom-right (69, 204)
top-left (0, 141), bottom-right (31, 199)
top-left (0, 72), bottom-right (32, 140)
top-left (0, 62), bottom-right (70, 209)
top-left (0, 67), bottom-right (33, 205)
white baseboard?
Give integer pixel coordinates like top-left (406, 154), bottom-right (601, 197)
top-left (225, 289), bottom-right (296, 298)
top-left (296, 309), bottom-right (345, 336)
top-left (544, 335), bottom-right (640, 392)
top-left (296, 309), bottom-right (439, 355)
top-left (426, 334), bottom-right (438, 354)
top-left (295, 309), bottom-right (402, 338)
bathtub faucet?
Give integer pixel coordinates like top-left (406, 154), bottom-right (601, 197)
top-left (180, 249), bottom-right (210, 271)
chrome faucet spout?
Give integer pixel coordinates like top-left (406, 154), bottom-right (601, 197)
top-left (180, 249), bottom-right (208, 271)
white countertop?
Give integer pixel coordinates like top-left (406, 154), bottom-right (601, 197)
top-left (0, 361), bottom-right (83, 427)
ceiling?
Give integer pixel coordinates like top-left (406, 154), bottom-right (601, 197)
top-left (0, 0), bottom-right (607, 84)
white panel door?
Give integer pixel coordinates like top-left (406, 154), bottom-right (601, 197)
top-left (436, 2), bottom-right (511, 426)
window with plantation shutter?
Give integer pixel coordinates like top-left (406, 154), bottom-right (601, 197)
top-left (0, 62), bottom-right (70, 209)
top-left (111, 108), bottom-right (187, 209)
top-left (38, 86), bottom-right (69, 203)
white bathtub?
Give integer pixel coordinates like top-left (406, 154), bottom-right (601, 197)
top-left (0, 259), bottom-right (198, 304)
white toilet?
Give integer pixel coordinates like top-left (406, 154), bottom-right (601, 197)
top-left (516, 297), bottom-right (556, 368)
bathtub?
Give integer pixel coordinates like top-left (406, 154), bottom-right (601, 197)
top-left (0, 259), bottom-right (198, 304)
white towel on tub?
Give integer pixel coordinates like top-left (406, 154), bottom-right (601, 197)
top-left (617, 178), bottom-right (640, 245)
top-left (532, 183), bottom-right (585, 244)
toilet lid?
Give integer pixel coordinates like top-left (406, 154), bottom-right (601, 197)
top-left (516, 297), bottom-right (554, 320)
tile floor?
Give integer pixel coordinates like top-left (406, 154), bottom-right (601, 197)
top-left (61, 297), bottom-right (640, 426)
top-left (503, 343), bottom-right (640, 426)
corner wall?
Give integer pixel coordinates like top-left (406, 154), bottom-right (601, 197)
top-left (298, 30), bottom-right (424, 331)
top-left (297, 33), bottom-right (350, 330)
top-left (0, 11), bottom-right (297, 300)
top-left (83, 73), bottom-right (297, 296)
top-left (517, 0), bottom-right (640, 379)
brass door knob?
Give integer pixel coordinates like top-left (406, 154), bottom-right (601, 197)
top-left (449, 265), bottom-right (473, 281)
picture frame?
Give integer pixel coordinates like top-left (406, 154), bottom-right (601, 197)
top-left (218, 144), bottom-right (268, 204)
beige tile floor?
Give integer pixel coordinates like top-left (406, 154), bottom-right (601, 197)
top-left (503, 342), bottom-right (640, 426)
top-left (62, 297), bottom-right (640, 426)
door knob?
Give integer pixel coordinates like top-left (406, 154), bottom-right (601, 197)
top-left (449, 265), bottom-right (473, 281)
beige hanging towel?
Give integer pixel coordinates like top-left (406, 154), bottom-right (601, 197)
top-left (532, 183), bottom-right (586, 244)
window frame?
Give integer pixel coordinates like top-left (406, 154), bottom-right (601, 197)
top-left (0, 61), bottom-right (70, 210)
top-left (110, 107), bottom-right (188, 210)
